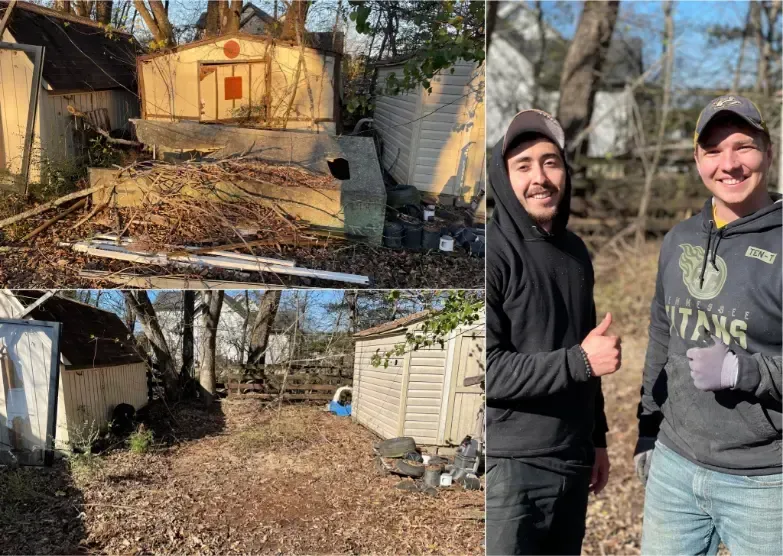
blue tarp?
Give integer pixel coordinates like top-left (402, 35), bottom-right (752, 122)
top-left (329, 401), bottom-right (351, 416)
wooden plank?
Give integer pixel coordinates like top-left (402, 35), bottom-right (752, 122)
top-left (232, 392), bottom-right (334, 401)
top-left (226, 382), bottom-right (339, 392)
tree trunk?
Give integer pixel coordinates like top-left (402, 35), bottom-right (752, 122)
top-left (205, 0), bottom-right (221, 37)
top-left (486, 0), bottom-right (498, 52)
top-left (123, 295), bottom-right (136, 334)
top-left (198, 291), bottom-right (224, 406)
top-left (123, 291), bottom-right (179, 400)
top-left (73, 1), bottom-right (93, 18)
top-left (222, 0), bottom-right (242, 34)
top-left (732, 2), bottom-right (754, 92)
top-left (280, 0), bottom-right (310, 42)
top-left (239, 292), bottom-right (250, 364)
top-left (133, 0), bottom-right (175, 47)
top-left (54, 1), bottom-right (71, 13)
top-left (752, 2), bottom-right (765, 92)
top-left (96, 0), bottom-right (113, 24)
top-left (557, 0), bottom-right (620, 157)
top-left (246, 291), bottom-right (282, 365)
top-left (182, 290), bottom-right (195, 379)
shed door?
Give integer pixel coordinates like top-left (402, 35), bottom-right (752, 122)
top-left (443, 331), bottom-right (484, 445)
top-left (199, 62), bottom-right (267, 123)
top-left (0, 318), bottom-right (61, 466)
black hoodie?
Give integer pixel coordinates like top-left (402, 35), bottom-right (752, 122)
top-left (486, 137), bottom-right (608, 462)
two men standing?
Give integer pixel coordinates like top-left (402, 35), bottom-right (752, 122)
top-left (486, 96), bottom-right (781, 555)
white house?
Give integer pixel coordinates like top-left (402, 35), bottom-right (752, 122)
top-left (488, 1), bottom-right (642, 158)
top-left (0, 2), bottom-right (140, 183)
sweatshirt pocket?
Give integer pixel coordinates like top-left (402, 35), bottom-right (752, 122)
top-left (487, 407), bottom-right (514, 425)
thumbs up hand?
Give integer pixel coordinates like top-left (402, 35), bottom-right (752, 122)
top-left (581, 312), bottom-right (622, 377)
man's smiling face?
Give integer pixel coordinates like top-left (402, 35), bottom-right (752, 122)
top-left (695, 114), bottom-right (773, 214)
top-left (505, 135), bottom-right (566, 229)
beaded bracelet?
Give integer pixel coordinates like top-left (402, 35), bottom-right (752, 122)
top-left (578, 345), bottom-right (593, 380)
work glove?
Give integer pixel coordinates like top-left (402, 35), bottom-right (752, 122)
top-left (633, 436), bottom-right (656, 486)
top-left (686, 334), bottom-right (739, 391)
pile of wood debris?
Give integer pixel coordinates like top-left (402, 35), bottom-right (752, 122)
top-left (0, 161), bottom-right (483, 289)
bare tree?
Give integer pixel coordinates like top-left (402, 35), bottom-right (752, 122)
top-left (557, 0), bottom-right (620, 156)
top-left (53, 0), bottom-right (71, 13)
top-left (182, 290), bottom-right (195, 379)
top-left (246, 291), bottom-right (282, 365)
top-left (96, 0), bottom-right (113, 24)
top-left (205, 0), bottom-right (242, 37)
top-left (133, 0), bottom-right (175, 47)
top-left (73, 1), bottom-right (94, 18)
top-left (635, 0), bottom-right (675, 247)
top-left (280, 0), bottom-right (311, 42)
top-left (124, 291), bottom-right (179, 399)
top-left (198, 291), bottom-right (224, 406)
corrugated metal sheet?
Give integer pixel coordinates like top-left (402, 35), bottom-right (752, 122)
top-left (373, 61), bottom-right (484, 201)
top-left (55, 362), bottom-right (148, 449)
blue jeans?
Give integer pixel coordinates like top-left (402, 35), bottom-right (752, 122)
top-left (642, 440), bottom-right (783, 556)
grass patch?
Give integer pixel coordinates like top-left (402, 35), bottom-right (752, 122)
top-left (127, 425), bottom-right (154, 454)
top-left (68, 452), bottom-right (104, 484)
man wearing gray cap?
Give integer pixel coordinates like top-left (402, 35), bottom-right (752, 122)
top-left (635, 94), bottom-right (782, 555)
top-left (485, 110), bottom-right (621, 555)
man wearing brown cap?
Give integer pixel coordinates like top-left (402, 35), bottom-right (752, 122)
top-left (486, 110), bottom-right (621, 555)
top-left (635, 94), bottom-right (782, 555)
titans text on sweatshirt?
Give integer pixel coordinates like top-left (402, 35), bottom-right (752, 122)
top-left (486, 138), bottom-right (608, 460)
top-left (638, 196), bottom-right (782, 475)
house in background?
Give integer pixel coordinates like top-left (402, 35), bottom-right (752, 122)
top-left (0, 291), bottom-right (147, 453)
top-left (352, 310), bottom-right (485, 449)
top-left (373, 59), bottom-right (485, 207)
top-left (488, 1), bottom-right (643, 158)
top-left (154, 292), bottom-right (290, 370)
top-left (0, 1), bottom-right (141, 182)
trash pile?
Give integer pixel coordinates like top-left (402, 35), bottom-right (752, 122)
top-left (373, 435), bottom-right (484, 496)
top-left (382, 184), bottom-right (485, 257)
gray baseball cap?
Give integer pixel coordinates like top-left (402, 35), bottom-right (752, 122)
top-left (695, 94), bottom-right (769, 146)
top-left (502, 109), bottom-right (566, 155)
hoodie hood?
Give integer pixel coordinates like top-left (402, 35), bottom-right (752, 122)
top-left (489, 137), bottom-right (573, 241)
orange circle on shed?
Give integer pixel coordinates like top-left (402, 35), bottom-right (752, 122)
top-left (224, 40), bottom-right (240, 59)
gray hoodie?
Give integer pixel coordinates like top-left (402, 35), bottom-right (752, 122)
top-left (638, 195), bottom-right (782, 475)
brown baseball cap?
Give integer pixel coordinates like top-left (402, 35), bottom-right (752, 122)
top-left (502, 109), bottom-right (566, 156)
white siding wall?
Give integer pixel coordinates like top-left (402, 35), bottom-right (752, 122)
top-left (374, 61), bottom-right (484, 201)
top-left (374, 66), bottom-right (416, 185)
top-left (56, 362), bottom-right (148, 449)
top-left (352, 334), bottom-right (404, 440)
top-left (403, 345), bottom-right (447, 445)
top-left (0, 45), bottom-right (35, 175)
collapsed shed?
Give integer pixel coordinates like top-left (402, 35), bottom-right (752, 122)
top-left (137, 33), bottom-right (340, 134)
top-left (0, 291), bottom-right (147, 453)
top-left (352, 311), bottom-right (484, 448)
top-left (0, 1), bottom-right (141, 183)
top-left (373, 60), bottom-right (485, 207)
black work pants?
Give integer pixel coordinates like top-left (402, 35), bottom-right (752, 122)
top-left (486, 457), bottom-right (592, 556)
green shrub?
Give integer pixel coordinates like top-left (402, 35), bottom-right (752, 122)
top-left (127, 425), bottom-right (154, 454)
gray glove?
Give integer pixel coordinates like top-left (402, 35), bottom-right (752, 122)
top-left (634, 437), bottom-right (656, 486)
top-left (686, 334), bottom-right (739, 391)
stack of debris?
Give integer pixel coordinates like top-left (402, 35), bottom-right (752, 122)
top-left (373, 436), bottom-right (483, 496)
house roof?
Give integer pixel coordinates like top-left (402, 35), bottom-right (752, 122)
top-left (0, 1), bottom-right (141, 92)
top-left (354, 310), bottom-right (431, 338)
top-left (13, 291), bottom-right (144, 369)
top-left (196, 3), bottom-right (276, 31)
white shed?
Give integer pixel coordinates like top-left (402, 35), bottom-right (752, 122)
top-left (0, 291), bottom-right (148, 452)
top-left (0, 2), bottom-right (140, 184)
top-left (373, 60), bottom-right (485, 204)
top-left (137, 33), bottom-right (340, 134)
top-left (352, 311), bottom-right (484, 447)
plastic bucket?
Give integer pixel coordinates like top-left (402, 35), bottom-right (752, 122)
top-left (400, 216), bottom-right (423, 250)
top-left (422, 224), bottom-right (441, 250)
top-left (383, 221), bottom-right (403, 248)
top-left (424, 466), bottom-right (442, 488)
top-left (439, 235), bottom-right (454, 252)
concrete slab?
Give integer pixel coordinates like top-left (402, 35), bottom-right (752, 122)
top-left (92, 121), bottom-right (387, 244)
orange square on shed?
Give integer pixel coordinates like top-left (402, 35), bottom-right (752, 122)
top-left (224, 76), bottom-right (243, 100)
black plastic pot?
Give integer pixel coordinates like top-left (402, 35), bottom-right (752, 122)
top-left (383, 221), bottom-right (404, 248)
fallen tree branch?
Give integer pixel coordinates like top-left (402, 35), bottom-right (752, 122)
top-left (0, 183), bottom-right (109, 229)
top-left (69, 199), bottom-right (110, 230)
top-left (67, 105), bottom-right (142, 147)
top-left (22, 198), bottom-right (87, 242)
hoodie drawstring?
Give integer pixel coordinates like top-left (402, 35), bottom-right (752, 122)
top-left (699, 220), bottom-right (714, 288)
top-left (711, 229), bottom-right (723, 269)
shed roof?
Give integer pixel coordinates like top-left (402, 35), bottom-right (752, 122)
top-left (354, 310), bottom-right (430, 338)
top-left (0, 1), bottom-right (141, 92)
top-left (13, 291), bottom-right (144, 369)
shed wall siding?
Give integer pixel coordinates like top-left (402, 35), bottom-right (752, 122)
top-left (403, 346), bottom-right (447, 445)
top-left (352, 334), bottom-right (404, 440)
top-left (373, 66), bottom-right (415, 184)
top-left (55, 362), bottom-right (148, 449)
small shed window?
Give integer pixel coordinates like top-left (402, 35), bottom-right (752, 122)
top-left (225, 76), bottom-right (243, 100)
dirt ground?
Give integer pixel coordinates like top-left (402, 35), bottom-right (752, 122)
top-left (0, 401), bottom-right (483, 555)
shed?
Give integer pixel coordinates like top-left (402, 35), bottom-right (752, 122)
top-left (352, 311), bottom-right (484, 447)
top-left (373, 60), bottom-right (485, 204)
top-left (137, 33), bottom-right (340, 134)
top-left (0, 291), bottom-right (148, 451)
top-left (0, 1), bottom-right (141, 183)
